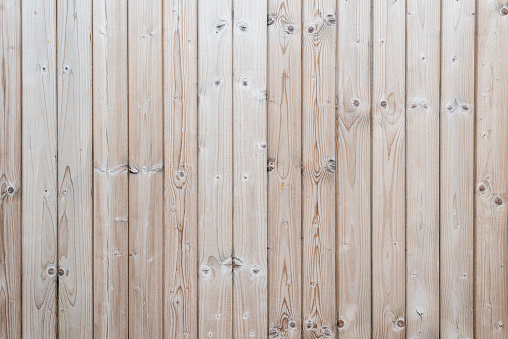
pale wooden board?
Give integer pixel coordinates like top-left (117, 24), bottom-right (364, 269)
top-left (21, 0), bottom-right (58, 337)
top-left (197, 0), bottom-right (233, 337)
top-left (232, 1), bottom-right (268, 337)
top-left (405, 0), bottom-right (440, 336)
top-left (336, 0), bottom-right (371, 336)
top-left (301, 1), bottom-right (337, 337)
top-left (128, 0), bottom-right (164, 337)
top-left (163, 0), bottom-right (198, 337)
top-left (372, 0), bottom-right (406, 337)
top-left (476, 1), bottom-right (508, 337)
top-left (0, 0), bottom-right (21, 337)
top-left (93, 0), bottom-right (129, 337)
top-left (57, 0), bottom-right (93, 337)
top-left (440, 0), bottom-right (475, 337)
top-left (267, 0), bottom-right (302, 338)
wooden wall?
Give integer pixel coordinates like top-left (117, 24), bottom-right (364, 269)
top-left (1, 0), bottom-right (507, 338)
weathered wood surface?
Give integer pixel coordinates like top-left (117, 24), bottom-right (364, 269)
top-left (406, 0), bottom-right (440, 337)
top-left (267, 0), bottom-right (302, 338)
top-left (3, 2), bottom-right (508, 338)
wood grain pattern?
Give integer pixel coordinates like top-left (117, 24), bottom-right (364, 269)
top-left (372, 0), bottom-right (406, 337)
top-left (336, 0), bottom-right (371, 336)
top-left (476, 1), bottom-right (508, 337)
top-left (267, 0), bottom-right (302, 338)
top-left (128, 0), bottom-right (164, 337)
top-left (440, 0), bottom-right (475, 337)
top-left (232, 1), bottom-right (268, 337)
top-left (57, 0), bottom-right (93, 337)
top-left (197, 0), bottom-right (233, 337)
top-left (405, 0), bottom-right (440, 337)
top-left (0, 0), bottom-right (21, 337)
top-left (164, 0), bottom-right (198, 337)
top-left (302, 1), bottom-right (337, 338)
top-left (93, 0), bottom-right (129, 337)
top-left (22, 0), bottom-right (58, 337)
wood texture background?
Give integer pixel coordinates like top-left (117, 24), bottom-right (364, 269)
top-left (1, 0), bottom-right (508, 338)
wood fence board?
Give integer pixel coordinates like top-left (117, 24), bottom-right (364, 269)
top-left (440, 0), bottom-right (475, 337)
top-left (267, 0), bottom-right (302, 338)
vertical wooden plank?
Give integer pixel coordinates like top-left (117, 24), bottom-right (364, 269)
top-left (267, 0), bottom-right (302, 337)
top-left (372, 0), bottom-right (406, 337)
top-left (22, 0), bottom-right (58, 337)
top-left (0, 0), bottom-right (21, 337)
top-left (405, 0), bottom-right (440, 337)
top-left (198, 0), bottom-right (233, 337)
top-left (164, 0), bottom-right (198, 337)
top-left (93, 0), bottom-right (129, 337)
top-left (440, 0), bottom-right (475, 337)
top-left (336, 0), bottom-right (371, 336)
top-left (476, 1), bottom-right (508, 337)
top-left (232, 1), bottom-right (268, 337)
top-left (302, 1), bottom-right (336, 338)
top-left (57, 0), bottom-right (93, 337)
top-left (128, 0), bottom-right (164, 337)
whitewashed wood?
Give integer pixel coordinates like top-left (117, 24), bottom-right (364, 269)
top-left (336, 0), bottom-right (371, 336)
top-left (57, 0), bottom-right (93, 337)
top-left (128, 0), bottom-right (164, 337)
top-left (0, 0), bottom-right (21, 337)
top-left (197, 0), bottom-right (233, 337)
top-left (232, 1), bottom-right (268, 337)
top-left (476, 1), bottom-right (508, 337)
top-left (267, 0), bottom-right (302, 338)
top-left (164, 0), bottom-right (198, 337)
top-left (22, 0), bottom-right (58, 337)
top-left (302, 1), bottom-right (336, 338)
top-left (440, 0), bottom-right (475, 337)
top-left (372, 0), bottom-right (406, 337)
top-left (405, 0), bottom-right (440, 337)
top-left (93, 0), bottom-right (129, 337)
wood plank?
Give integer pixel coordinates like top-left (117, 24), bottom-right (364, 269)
top-left (232, 1), bottom-right (268, 337)
top-left (128, 0), bottom-right (164, 337)
top-left (476, 1), bottom-right (508, 337)
top-left (93, 0), bottom-right (129, 337)
top-left (0, 0), bottom-right (21, 337)
top-left (197, 0), bottom-right (233, 337)
top-left (57, 0), bottom-right (93, 337)
top-left (163, 0), bottom-right (198, 337)
top-left (22, 0), bottom-right (58, 337)
top-left (336, 0), bottom-right (371, 336)
top-left (372, 0), bottom-right (406, 337)
top-left (440, 0), bottom-right (475, 337)
top-left (405, 0), bottom-right (440, 337)
top-left (267, 0), bottom-right (302, 337)
top-left (301, 1), bottom-right (336, 337)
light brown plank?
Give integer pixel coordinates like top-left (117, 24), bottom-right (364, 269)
top-left (128, 0), bottom-right (164, 337)
top-left (0, 0), bottom-right (21, 337)
top-left (232, 1), bottom-right (268, 337)
top-left (372, 0), bottom-right (406, 337)
top-left (476, 1), bottom-right (508, 337)
top-left (164, 0), bottom-right (198, 337)
top-left (440, 0), bottom-right (475, 337)
top-left (22, 0), bottom-right (58, 337)
top-left (267, 0), bottom-right (302, 338)
top-left (93, 0), bottom-right (129, 337)
top-left (302, 1), bottom-right (337, 337)
top-left (57, 0), bottom-right (93, 337)
top-left (198, 0), bottom-right (233, 337)
top-left (405, 0), bottom-right (440, 336)
top-left (336, 0), bottom-right (371, 336)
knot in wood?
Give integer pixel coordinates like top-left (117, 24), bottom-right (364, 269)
top-left (337, 319), bottom-right (345, 329)
top-left (237, 22), bottom-right (248, 32)
top-left (200, 265), bottom-right (211, 276)
top-left (267, 160), bottom-right (275, 172)
top-left (286, 25), bottom-right (295, 34)
top-left (325, 14), bottom-right (336, 25)
top-left (493, 195), bottom-right (504, 207)
top-left (58, 268), bottom-right (65, 277)
top-left (7, 186), bottom-right (15, 194)
top-left (501, 7), bottom-right (508, 16)
top-left (241, 78), bottom-right (249, 87)
top-left (268, 327), bottom-right (279, 337)
top-left (353, 99), bottom-right (360, 107)
top-left (320, 326), bottom-right (332, 337)
top-left (380, 100), bottom-right (388, 108)
top-left (396, 319), bottom-right (405, 328)
top-left (47, 268), bottom-right (56, 276)
top-left (288, 320), bottom-right (297, 330)
top-left (214, 20), bottom-right (227, 34)
top-left (326, 159), bottom-right (336, 173)
top-left (267, 13), bottom-right (275, 26)
top-left (305, 320), bottom-right (314, 330)
top-left (213, 78), bottom-right (222, 87)
top-left (250, 265), bottom-right (261, 276)
top-left (307, 24), bottom-right (317, 34)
